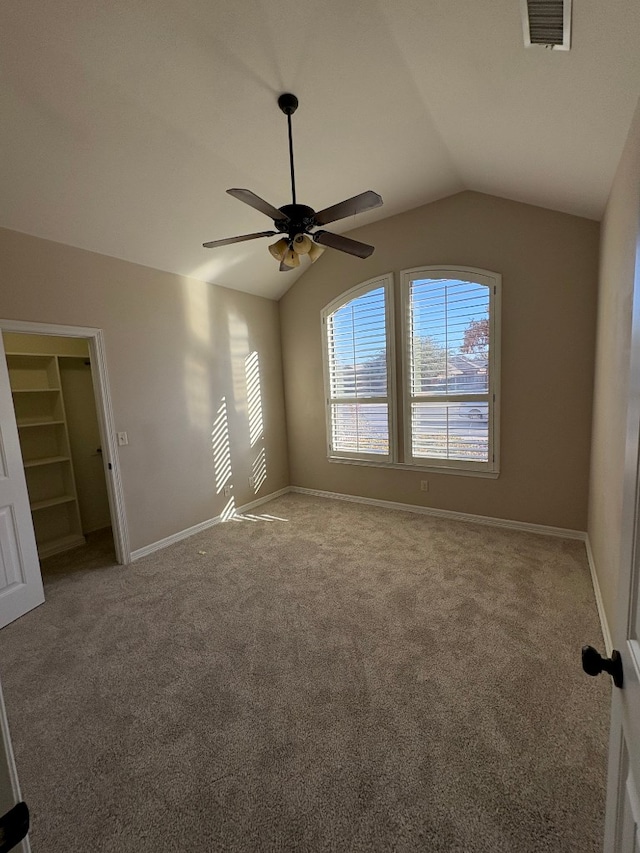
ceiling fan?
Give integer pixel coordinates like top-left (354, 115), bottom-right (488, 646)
top-left (202, 93), bottom-right (383, 271)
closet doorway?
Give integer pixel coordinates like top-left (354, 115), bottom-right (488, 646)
top-left (0, 321), bottom-right (129, 577)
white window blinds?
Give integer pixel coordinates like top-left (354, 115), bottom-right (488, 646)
top-left (403, 270), bottom-right (499, 471)
top-left (324, 279), bottom-right (392, 460)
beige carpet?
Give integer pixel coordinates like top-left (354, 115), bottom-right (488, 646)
top-left (0, 494), bottom-right (610, 852)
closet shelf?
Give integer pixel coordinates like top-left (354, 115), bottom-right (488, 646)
top-left (7, 349), bottom-right (86, 558)
top-left (38, 533), bottom-right (85, 559)
top-left (23, 456), bottom-right (70, 468)
top-left (31, 495), bottom-right (76, 511)
top-left (11, 387), bottom-right (60, 394)
top-left (17, 419), bottom-right (65, 429)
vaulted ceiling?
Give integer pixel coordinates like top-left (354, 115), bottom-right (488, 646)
top-left (2, 1), bottom-right (640, 299)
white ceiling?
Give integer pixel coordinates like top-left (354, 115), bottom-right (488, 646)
top-left (1, 0), bottom-right (640, 300)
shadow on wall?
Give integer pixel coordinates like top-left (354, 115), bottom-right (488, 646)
top-left (182, 280), bottom-right (270, 520)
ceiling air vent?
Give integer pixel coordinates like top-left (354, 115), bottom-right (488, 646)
top-left (520, 0), bottom-right (571, 51)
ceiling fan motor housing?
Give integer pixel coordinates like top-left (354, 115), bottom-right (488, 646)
top-left (275, 203), bottom-right (316, 238)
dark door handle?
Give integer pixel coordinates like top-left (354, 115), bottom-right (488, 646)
top-left (0, 802), bottom-right (29, 853)
top-left (581, 645), bottom-right (624, 688)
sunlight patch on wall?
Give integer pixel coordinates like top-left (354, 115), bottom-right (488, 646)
top-left (220, 496), bottom-right (236, 521)
top-left (184, 354), bottom-right (211, 428)
top-left (244, 349), bottom-right (267, 495)
top-left (251, 446), bottom-right (267, 494)
top-left (245, 351), bottom-right (264, 447)
top-left (187, 252), bottom-right (249, 287)
top-left (212, 397), bottom-right (232, 495)
top-left (227, 309), bottom-right (249, 413)
top-left (183, 280), bottom-right (211, 344)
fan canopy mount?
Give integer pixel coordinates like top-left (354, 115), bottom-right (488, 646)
top-left (202, 93), bottom-right (383, 270)
top-left (277, 93), bottom-right (299, 116)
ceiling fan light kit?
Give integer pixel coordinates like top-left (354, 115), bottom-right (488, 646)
top-left (202, 93), bottom-right (383, 270)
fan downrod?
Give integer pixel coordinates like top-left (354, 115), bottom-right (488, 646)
top-left (278, 93), bottom-right (298, 116)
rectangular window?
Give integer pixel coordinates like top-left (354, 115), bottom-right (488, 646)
top-left (323, 276), bottom-right (394, 462)
top-left (402, 268), bottom-right (500, 474)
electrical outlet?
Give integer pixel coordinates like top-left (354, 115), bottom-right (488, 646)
top-left (117, 431), bottom-right (128, 446)
top-left (223, 484), bottom-right (232, 497)
top-left (248, 476), bottom-right (255, 489)
top-left (420, 480), bottom-right (429, 492)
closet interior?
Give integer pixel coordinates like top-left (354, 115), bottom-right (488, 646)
top-left (3, 332), bottom-right (112, 559)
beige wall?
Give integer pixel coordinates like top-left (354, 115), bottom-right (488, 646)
top-left (280, 191), bottom-right (599, 531)
top-left (0, 227), bottom-right (289, 552)
top-left (588, 97), bottom-right (640, 630)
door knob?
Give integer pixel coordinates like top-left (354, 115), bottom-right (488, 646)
top-left (581, 645), bottom-right (624, 689)
top-left (0, 801), bottom-right (29, 852)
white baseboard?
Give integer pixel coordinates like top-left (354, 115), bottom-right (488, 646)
top-left (584, 536), bottom-right (613, 656)
top-left (129, 487), bottom-right (290, 561)
top-left (289, 486), bottom-right (587, 540)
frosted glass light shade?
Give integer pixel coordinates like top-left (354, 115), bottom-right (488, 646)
top-left (268, 237), bottom-right (289, 261)
top-left (308, 243), bottom-right (326, 263)
top-left (292, 234), bottom-right (312, 254)
top-left (282, 248), bottom-right (300, 268)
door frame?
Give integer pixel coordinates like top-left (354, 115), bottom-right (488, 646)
top-left (601, 193), bottom-right (640, 850)
top-left (0, 319), bottom-right (130, 565)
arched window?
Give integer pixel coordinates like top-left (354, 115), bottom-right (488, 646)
top-left (401, 267), bottom-right (500, 474)
top-left (321, 266), bottom-right (500, 476)
top-left (321, 274), bottom-right (395, 463)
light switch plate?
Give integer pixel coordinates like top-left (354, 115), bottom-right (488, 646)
top-left (117, 431), bottom-right (129, 446)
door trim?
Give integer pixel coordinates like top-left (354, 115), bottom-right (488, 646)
top-left (0, 320), bottom-right (130, 564)
top-left (584, 535), bottom-right (613, 656)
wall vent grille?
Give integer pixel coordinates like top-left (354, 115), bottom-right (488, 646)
top-left (520, 0), bottom-right (571, 51)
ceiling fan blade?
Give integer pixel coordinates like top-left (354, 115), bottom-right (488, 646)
top-left (227, 189), bottom-right (289, 222)
top-left (202, 231), bottom-right (276, 249)
top-left (313, 191), bottom-right (383, 226)
top-left (313, 230), bottom-right (375, 259)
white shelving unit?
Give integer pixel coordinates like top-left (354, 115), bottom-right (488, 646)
top-left (7, 353), bottom-right (85, 558)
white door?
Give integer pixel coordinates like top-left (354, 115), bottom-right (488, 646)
top-left (602, 245), bottom-right (640, 850)
top-left (0, 678), bottom-right (30, 853)
top-left (0, 336), bottom-right (44, 629)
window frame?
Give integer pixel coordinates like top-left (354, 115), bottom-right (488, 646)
top-left (400, 266), bottom-right (501, 475)
top-left (321, 274), bottom-right (397, 464)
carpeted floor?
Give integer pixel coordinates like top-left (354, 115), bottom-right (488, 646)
top-left (0, 494), bottom-right (610, 852)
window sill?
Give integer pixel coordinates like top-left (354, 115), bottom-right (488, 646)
top-left (328, 456), bottom-right (500, 479)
